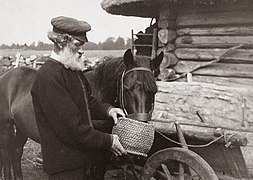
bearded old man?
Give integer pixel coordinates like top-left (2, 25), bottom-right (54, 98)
top-left (30, 16), bottom-right (127, 180)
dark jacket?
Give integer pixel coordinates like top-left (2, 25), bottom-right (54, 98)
top-left (31, 59), bottom-right (113, 174)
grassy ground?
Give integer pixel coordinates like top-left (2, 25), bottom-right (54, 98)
top-left (22, 139), bottom-right (47, 180)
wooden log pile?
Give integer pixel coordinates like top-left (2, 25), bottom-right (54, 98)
top-left (0, 52), bottom-right (103, 76)
top-left (156, 4), bottom-right (179, 81)
top-left (0, 53), bottom-right (49, 75)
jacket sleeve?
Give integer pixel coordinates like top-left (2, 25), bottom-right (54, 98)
top-left (34, 72), bottom-right (112, 151)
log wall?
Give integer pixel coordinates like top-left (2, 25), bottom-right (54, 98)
top-left (174, 2), bottom-right (253, 85)
top-left (157, 1), bottom-right (253, 126)
top-left (156, 1), bottom-right (253, 176)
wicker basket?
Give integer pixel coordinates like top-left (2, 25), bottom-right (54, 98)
top-left (112, 117), bottom-right (155, 156)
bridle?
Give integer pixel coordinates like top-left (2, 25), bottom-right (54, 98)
top-left (118, 67), bottom-right (155, 122)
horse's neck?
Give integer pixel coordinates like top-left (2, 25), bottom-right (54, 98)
top-left (84, 69), bottom-right (117, 105)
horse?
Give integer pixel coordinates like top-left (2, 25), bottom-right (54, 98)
top-left (0, 49), bottom-right (163, 180)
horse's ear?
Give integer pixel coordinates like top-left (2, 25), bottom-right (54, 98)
top-left (123, 49), bottom-right (134, 66)
top-left (150, 52), bottom-right (164, 70)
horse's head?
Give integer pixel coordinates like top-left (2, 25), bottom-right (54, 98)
top-left (119, 49), bottom-right (163, 121)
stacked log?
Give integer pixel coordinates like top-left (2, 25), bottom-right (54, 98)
top-left (156, 4), bottom-right (179, 81)
top-left (0, 53), bottom-right (51, 76)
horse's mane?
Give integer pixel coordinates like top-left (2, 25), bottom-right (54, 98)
top-left (92, 56), bottom-right (124, 104)
top-left (93, 55), bottom-right (157, 105)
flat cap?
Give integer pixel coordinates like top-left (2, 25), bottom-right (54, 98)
top-left (51, 16), bottom-right (91, 43)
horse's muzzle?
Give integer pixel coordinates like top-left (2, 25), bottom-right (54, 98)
top-left (127, 113), bottom-right (151, 122)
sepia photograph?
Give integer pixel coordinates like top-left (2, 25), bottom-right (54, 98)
top-left (0, 0), bottom-right (253, 179)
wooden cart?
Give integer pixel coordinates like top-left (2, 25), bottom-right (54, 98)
top-left (139, 118), bottom-right (253, 180)
top-left (99, 116), bottom-right (252, 180)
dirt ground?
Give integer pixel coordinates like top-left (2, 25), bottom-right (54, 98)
top-left (21, 139), bottom-right (142, 180)
top-left (22, 139), bottom-right (48, 180)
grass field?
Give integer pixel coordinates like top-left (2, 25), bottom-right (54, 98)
top-left (22, 139), bottom-right (48, 179)
top-left (0, 49), bottom-right (126, 59)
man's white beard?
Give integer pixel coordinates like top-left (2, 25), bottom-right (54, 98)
top-left (58, 47), bottom-right (87, 71)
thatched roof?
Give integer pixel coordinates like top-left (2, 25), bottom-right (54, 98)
top-left (101, 0), bottom-right (159, 18)
top-left (101, 0), bottom-right (243, 18)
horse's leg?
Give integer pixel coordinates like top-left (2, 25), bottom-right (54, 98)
top-left (0, 123), bottom-right (14, 180)
top-left (12, 129), bottom-right (27, 180)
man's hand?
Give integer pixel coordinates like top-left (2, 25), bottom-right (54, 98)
top-left (110, 134), bottom-right (127, 156)
top-left (108, 108), bottom-right (125, 124)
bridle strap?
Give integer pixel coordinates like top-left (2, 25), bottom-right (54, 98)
top-left (124, 67), bottom-right (152, 76)
top-left (120, 67), bottom-right (154, 120)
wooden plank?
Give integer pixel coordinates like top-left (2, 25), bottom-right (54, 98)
top-left (175, 36), bottom-right (253, 48)
top-left (177, 8), bottom-right (253, 27)
top-left (220, 146), bottom-right (252, 178)
top-left (174, 48), bottom-right (253, 63)
top-left (220, 146), bottom-right (242, 178)
top-left (241, 132), bottom-right (253, 176)
top-left (189, 143), bottom-right (233, 178)
top-left (151, 28), bottom-right (158, 59)
top-left (177, 26), bottom-right (253, 36)
top-left (230, 147), bottom-right (252, 178)
top-left (190, 142), bottom-right (253, 179)
top-left (174, 61), bottom-right (253, 78)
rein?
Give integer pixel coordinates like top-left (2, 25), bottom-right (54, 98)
top-left (119, 67), bottom-right (154, 122)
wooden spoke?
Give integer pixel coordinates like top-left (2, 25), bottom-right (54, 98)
top-left (141, 148), bottom-right (218, 180)
top-left (161, 164), bottom-right (173, 180)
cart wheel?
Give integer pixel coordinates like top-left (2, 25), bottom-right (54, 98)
top-left (141, 147), bottom-right (218, 180)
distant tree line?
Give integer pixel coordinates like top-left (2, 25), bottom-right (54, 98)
top-left (0, 36), bottom-right (131, 50)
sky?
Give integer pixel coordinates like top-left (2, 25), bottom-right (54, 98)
top-left (0, 0), bottom-right (151, 45)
